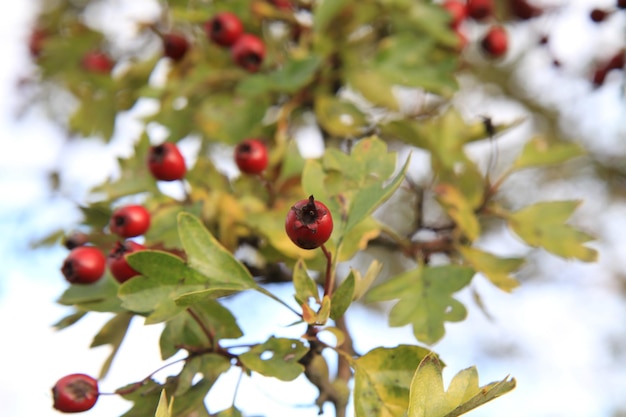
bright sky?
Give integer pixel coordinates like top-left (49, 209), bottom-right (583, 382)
top-left (1, 1), bottom-right (626, 417)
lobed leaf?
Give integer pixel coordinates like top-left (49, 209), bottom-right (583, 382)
top-left (238, 337), bottom-right (308, 381)
top-left (513, 136), bottom-right (586, 171)
top-left (459, 247), bottom-right (522, 292)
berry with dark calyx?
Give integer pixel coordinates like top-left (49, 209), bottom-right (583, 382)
top-left (481, 25), bottom-right (509, 58)
top-left (109, 205), bottom-right (151, 238)
top-left (61, 246), bottom-right (106, 284)
top-left (231, 33), bottom-right (266, 73)
top-left (285, 195), bottom-right (334, 250)
top-left (467, 0), bottom-right (494, 20)
top-left (235, 139), bottom-right (269, 175)
top-left (80, 51), bottom-right (114, 74)
top-left (162, 32), bottom-right (189, 61)
top-left (147, 142), bottom-right (186, 181)
top-left (442, 0), bottom-right (467, 29)
top-left (510, 0), bottom-right (543, 20)
top-left (64, 231), bottom-right (89, 250)
top-left (107, 241), bottom-right (145, 283)
top-left (590, 8), bottom-right (611, 23)
top-left (205, 12), bottom-right (244, 47)
top-left (52, 373), bottom-right (99, 413)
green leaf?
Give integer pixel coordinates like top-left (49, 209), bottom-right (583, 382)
top-left (434, 184), bottom-right (480, 242)
top-left (155, 390), bottom-right (172, 417)
top-left (215, 407), bottom-right (243, 417)
top-left (365, 265), bottom-right (474, 345)
top-left (314, 95), bottom-right (369, 137)
top-left (238, 337), bottom-right (308, 381)
top-left (347, 70), bottom-right (399, 111)
top-left (293, 259), bottom-right (321, 305)
top-left (57, 275), bottom-right (123, 313)
top-left (507, 201), bottom-right (598, 262)
top-left (178, 212), bottom-right (258, 290)
top-left (237, 55), bottom-right (321, 96)
top-left (353, 345), bottom-right (433, 417)
top-left (407, 353), bottom-right (516, 417)
top-left (175, 354), bottom-right (231, 396)
top-left (91, 312), bottom-right (133, 379)
top-left (513, 136), bottom-right (586, 170)
top-left (52, 310), bottom-right (88, 330)
top-left (144, 201), bottom-right (204, 250)
top-left (458, 247), bottom-right (522, 292)
top-left (118, 379), bottom-right (163, 417)
top-left (330, 272), bottom-right (355, 320)
top-left (119, 250), bottom-right (208, 323)
top-left (353, 260), bottom-right (383, 301)
top-left (313, 0), bottom-right (352, 32)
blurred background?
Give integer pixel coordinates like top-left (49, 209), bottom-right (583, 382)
top-left (1, 1), bottom-right (626, 416)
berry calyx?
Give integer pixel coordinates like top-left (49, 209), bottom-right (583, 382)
top-left (467, 0), bottom-right (494, 20)
top-left (481, 25), bottom-right (508, 58)
top-left (442, 0), bottom-right (467, 29)
top-left (147, 142), bottom-right (186, 181)
top-left (109, 205), bottom-right (151, 238)
top-left (162, 32), bottom-right (189, 61)
top-left (80, 51), bottom-right (114, 74)
top-left (205, 12), bottom-right (244, 47)
top-left (52, 373), bottom-right (99, 413)
top-left (107, 241), bottom-right (145, 283)
top-left (285, 195), bottom-right (334, 250)
top-left (235, 139), bottom-right (269, 175)
top-left (61, 246), bottom-right (106, 284)
top-left (231, 34), bottom-right (266, 73)
top-left (64, 231), bottom-right (89, 250)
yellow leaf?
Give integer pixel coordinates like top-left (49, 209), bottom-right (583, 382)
top-left (435, 184), bottom-right (480, 241)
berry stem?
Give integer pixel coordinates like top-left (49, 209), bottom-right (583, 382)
top-left (258, 173), bottom-right (277, 207)
top-left (321, 244), bottom-right (334, 298)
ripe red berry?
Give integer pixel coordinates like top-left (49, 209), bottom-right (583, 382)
top-left (52, 373), bottom-right (99, 413)
top-left (61, 246), bottom-right (106, 284)
top-left (162, 32), bottom-right (189, 61)
top-left (442, 0), bottom-right (467, 29)
top-left (81, 51), bottom-right (114, 74)
top-left (590, 8), bottom-right (610, 23)
top-left (285, 195), bottom-right (334, 250)
top-left (235, 139), bottom-right (269, 175)
top-left (231, 34), bottom-right (266, 73)
top-left (205, 12), bottom-right (244, 47)
top-left (147, 142), bottom-right (186, 181)
top-left (510, 0), bottom-right (543, 20)
top-left (467, 0), bottom-right (494, 20)
top-left (109, 205), bottom-right (151, 238)
top-left (107, 241), bottom-right (145, 283)
top-left (481, 25), bottom-right (508, 58)
top-left (619, 0), bottom-right (626, 10)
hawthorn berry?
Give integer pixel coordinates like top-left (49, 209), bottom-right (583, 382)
top-left (235, 139), bottom-right (269, 175)
top-left (109, 205), bottom-right (151, 238)
top-left (205, 12), bottom-right (244, 47)
top-left (162, 32), bottom-right (189, 61)
top-left (442, 0), bottom-right (467, 29)
top-left (619, 0), bottom-right (626, 10)
top-left (52, 373), bottom-right (99, 413)
top-left (269, 0), bottom-right (293, 10)
top-left (467, 0), bottom-right (494, 20)
top-left (285, 195), bottom-right (333, 250)
top-left (64, 231), bottom-right (89, 250)
top-left (107, 241), bottom-right (145, 283)
top-left (590, 8), bottom-right (610, 23)
top-left (61, 246), bottom-right (106, 284)
top-left (231, 34), bottom-right (266, 73)
top-left (147, 142), bottom-right (186, 181)
top-left (80, 51), bottom-right (114, 74)
top-left (509, 0), bottom-right (543, 20)
top-left (481, 25), bottom-right (509, 58)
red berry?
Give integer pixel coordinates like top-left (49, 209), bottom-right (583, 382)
top-left (442, 1), bottom-right (467, 29)
top-left (607, 50), bottom-right (625, 70)
top-left (147, 142), bottom-right (186, 181)
top-left (269, 0), bottom-right (293, 10)
top-left (481, 25), bottom-right (508, 58)
top-left (28, 27), bottom-right (47, 57)
top-left (64, 231), bottom-right (89, 250)
top-left (61, 246), bottom-right (106, 284)
top-left (285, 195), bottom-right (334, 250)
top-left (619, 0), bottom-right (626, 10)
top-left (81, 51), bottom-right (114, 74)
top-left (510, 0), bottom-right (543, 20)
top-left (205, 12), bottom-right (244, 47)
top-left (162, 33), bottom-right (189, 61)
top-left (52, 373), bottom-right (99, 413)
top-left (467, 0), bottom-right (494, 20)
top-left (107, 241), bottom-right (145, 283)
top-left (109, 205), bottom-right (151, 238)
top-left (231, 34), bottom-right (266, 73)
top-left (590, 8), bottom-right (610, 23)
top-left (235, 139), bottom-right (269, 175)
top-left (592, 67), bottom-right (607, 87)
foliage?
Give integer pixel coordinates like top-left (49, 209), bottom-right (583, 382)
top-left (27, 0), bottom-right (609, 416)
